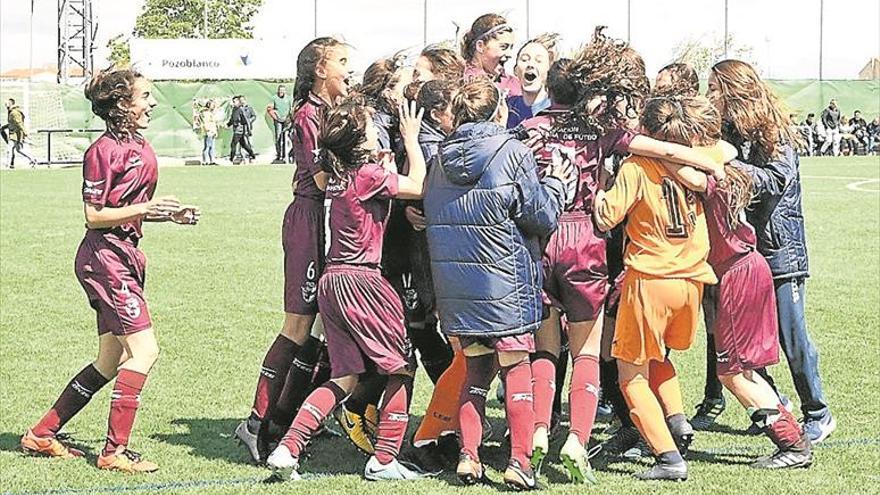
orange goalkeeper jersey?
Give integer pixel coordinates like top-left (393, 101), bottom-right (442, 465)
top-left (595, 155), bottom-right (717, 284)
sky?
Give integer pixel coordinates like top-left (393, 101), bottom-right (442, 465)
top-left (1, 0), bottom-right (878, 79)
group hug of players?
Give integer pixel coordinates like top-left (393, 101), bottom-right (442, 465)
top-left (20, 12), bottom-right (836, 490)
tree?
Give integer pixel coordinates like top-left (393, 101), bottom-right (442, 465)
top-left (671, 34), bottom-right (757, 76)
top-left (107, 35), bottom-right (131, 67)
top-left (133, 0), bottom-right (264, 39)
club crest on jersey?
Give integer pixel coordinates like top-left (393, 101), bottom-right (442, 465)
top-left (404, 288), bottom-right (420, 311)
top-left (301, 280), bottom-right (317, 304)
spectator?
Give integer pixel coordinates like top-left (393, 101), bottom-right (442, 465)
top-left (196, 99), bottom-right (219, 165)
top-left (270, 85), bottom-right (291, 163)
top-left (820, 98), bottom-right (841, 156)
top-left (4, 98), bottom-right (38, 168)
top-left (239, 95), bottom-right (258, 163)
top-left (867, 117), bottom-right (880, 155)
top-left (799, 113), bottom-right (817, 156)
top-left (849, 110), bottom-right (869, 153)
top-left (791, 113), bottom-right (812, 156)
top-left (227, 96), bottom-right (256, 164)
top-left (839, 114), bottom-right (859, 156)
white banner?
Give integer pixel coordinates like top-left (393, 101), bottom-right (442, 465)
top-left (129, 38), bottom-right (297, 80)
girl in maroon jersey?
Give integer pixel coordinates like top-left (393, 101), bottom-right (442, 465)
top-left (21, 68), bottom-right (199, 473)
top-left (236, 37), bottom-right (353, 462)
top-left (461, 13), bottom-right (520, 96)
top-left (267, 98), bottom-right (430, 481)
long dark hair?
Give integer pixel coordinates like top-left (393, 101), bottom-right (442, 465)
top-left (565, 27), bottom-right (650, 134)
top-left (293, 37), bottom-right (343, 113)
top-left (359, 53), bottom-right (407, 115)
top-left (418, 79), bottom-right (457, 128)
top-left (85, 67), bottom-right (145, 137)
top-left (316, 96), bottom-right (371, 178)
top-left (460, 13), bottom-right (511, 62)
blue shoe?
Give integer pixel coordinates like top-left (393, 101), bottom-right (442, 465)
top-left (803, 413), bottom-right (836, 444)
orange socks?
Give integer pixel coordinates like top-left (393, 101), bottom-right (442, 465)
top-left (648, 359), bottom-right (685, 418)
top-left (620, 373), bottom-right (677, 455)
top-left (413, 349), bottom-right (466, 446)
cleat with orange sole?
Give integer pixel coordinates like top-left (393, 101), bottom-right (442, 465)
top-left (97, 449), bottom-right (159, 473)
top-left (20, 429), bottom-right (84, 459)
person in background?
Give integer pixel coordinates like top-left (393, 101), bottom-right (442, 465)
top-left (867, 117), bottom-right (880, 155)
top-left (228, 96), bottom-right (256, 164)
top-left (271, 85), bottom-right (292, 163)
top-left (240, 95), bottom-right (258, 163)
top-left (819, 99), bottom-right (840, 156)
top-left (799, 113), bottom-right (816, 156)
top-left (196, 100), bottom-right (219, 166)
top-left (849, 110), bottom-right (868, 153)
top-left (5, 98), bottom-right (38, 168)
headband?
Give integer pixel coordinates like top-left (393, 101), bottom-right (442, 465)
top-left (477, 23), bottom-right (512, 42)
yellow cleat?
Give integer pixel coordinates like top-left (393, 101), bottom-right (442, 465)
top-left (333, 404), bottom-right (375, 455)
top-left (364, 404), bottom-right (379, 437)
top-left (97, 448), bottom-right (159, 473)
top-left (20, 429), bottom-right (84, 459)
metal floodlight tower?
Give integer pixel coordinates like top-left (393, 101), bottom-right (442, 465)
top-left (57, 0), bottom-right (97, 84)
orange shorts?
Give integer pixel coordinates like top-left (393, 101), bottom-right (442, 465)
top-left (611, 270), bottom-right (704, 365)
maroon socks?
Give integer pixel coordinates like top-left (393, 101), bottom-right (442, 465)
top-left (252, 335), bottom-right (301, 421)
top-left (569, 354), bottom-right (600, 445)
top-left (374, 375), bottom-right (413, 464)
top-left (530, 352), bottom-right (558, 431)
top-left (103, 369), bottom-right (147, 456)
top-left (458, 354), bottom-right (496, 460)
top-left (280, 382), bottom-right (347, 457)
top-left (502, 360), bottom-right (535, 468)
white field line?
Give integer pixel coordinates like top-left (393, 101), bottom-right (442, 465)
top-left (801, 175), bottom-right (880, 193)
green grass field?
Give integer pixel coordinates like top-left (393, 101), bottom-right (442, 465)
top-left (1, 156), bottom-right (878, 495)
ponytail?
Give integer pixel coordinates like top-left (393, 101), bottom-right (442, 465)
top-left (293, 37), bottom-right (343, 113)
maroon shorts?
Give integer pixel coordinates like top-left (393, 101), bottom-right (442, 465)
top-left (459, 333), bottom-right (535, 354)
top-left (74, 232), bottom-right (152, 336)
top-left (714, 251), bottom-right (780, 375)
top-left (542, 214), bottom-right (608, 323)
top-left (318, 265), bottom-right (413, 378)
top-left (282, 197), bottom-right (324, 315)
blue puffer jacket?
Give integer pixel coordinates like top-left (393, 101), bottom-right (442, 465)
top-left (736, 143), bottom-right (809, 279)
top-left (424, 122), bottom-right (566, 338)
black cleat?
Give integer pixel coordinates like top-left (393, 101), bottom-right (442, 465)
top-left (599, 425), bottom-right (642, 458)
top-left (690, 396), bottom-right (725, 431)
top-left (752, 443), bottom-right (813, 469)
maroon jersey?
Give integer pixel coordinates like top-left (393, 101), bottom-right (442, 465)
top-left (702, 177), bottom-right (757, 270)
top-left (291, 93), bottom-right (326, 200)
top-left (81, 132), bottom-right (158, 244)
top-left (522, 105), bottom-right (635, 216)
top-left (325, 162), bottom-right (399, 266)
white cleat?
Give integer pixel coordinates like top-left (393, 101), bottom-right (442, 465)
top-left (266, 444), bottom-right (302, 481)
top-left (364, 455), bottom-right (434, 481)
top-left (234, 421), bottom-right (260, 463)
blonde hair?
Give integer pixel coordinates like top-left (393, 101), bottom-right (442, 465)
top-left (451, 77), bottom-right (499, 127)
top-left (640, 95), bottom-right (721, 147)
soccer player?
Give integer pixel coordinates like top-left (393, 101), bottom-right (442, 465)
top-left (413, 46), bottom-right (466, 83)
top-left (423, 77), bottom-right (573, 490)
top-left (708, 59), bottom-right (836, 444)
top-left (267, 98), bottom-right (430, 481)
top-left (21, 68), bottom-right (200, 473)
top-left (506, 34), bottom-right (557, 128)
top-left (696, 160), bottom-right (813, 469)
top-left (236, 37), bottom-right (352, 462)
top-left (461, 14), bottom-right (520, 96)
top-left (523, 33), bottom-right (729, 483)
top-left (593, 95), bottom-right (727, 482)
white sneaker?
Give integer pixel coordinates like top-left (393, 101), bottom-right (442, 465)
top-left (559, 434), bottom-right (597, 484)
top-left (234, 421), bottom-right (260, 463)
top-left (364, 455), bottom-right (432, 481)
top-left (266, 444), bottom-right (302, 481)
